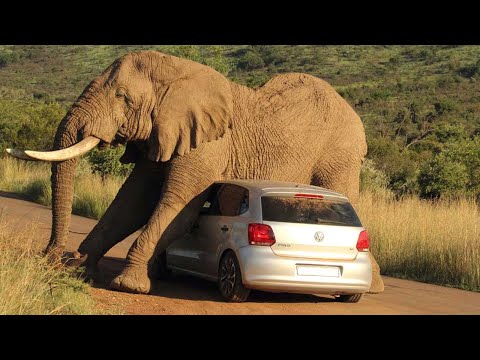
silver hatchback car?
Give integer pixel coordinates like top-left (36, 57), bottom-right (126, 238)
top-left (162, 180), bottom-right (372, 303)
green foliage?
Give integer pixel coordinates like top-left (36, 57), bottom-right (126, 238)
top-left (433, 123), bottom-right (468, 144)
top-left (0, 49), bottom-right (19, 68)
top-left (360, 159), bottom-right (390, 193)
top-left (419, 137), bottom-right (480, 198)
top-left (86, 146), bottom-right (133, 179)
top-left (457, 60), bottom-right (480, 78)
top-left (202, 46), bottom-right (235, 76)
top-left (165, 45), bottom-right (233, 76)
top-left (237, 49), bottom-right (265, 70)
top-left (167, 45), bottom-right (202, 62)
top-left (0, 100), bottom-right (65, 152)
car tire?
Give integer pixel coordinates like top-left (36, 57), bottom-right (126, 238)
top-left (336, 293), bottom-right (364, 303)
top-left (218, 251), bottom-right (250, 302)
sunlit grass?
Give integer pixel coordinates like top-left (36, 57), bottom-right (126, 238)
top-left (358, 190), bottom-right (480, 291)
top-left (0, 217), bottom-right (100, 314)
top-left (0, 157), bottom-right (123, 219)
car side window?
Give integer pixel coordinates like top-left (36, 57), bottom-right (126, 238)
top-left (216, 184), bottom-right (249, 217)
top-left (200, 184), bottom-right (222, 216)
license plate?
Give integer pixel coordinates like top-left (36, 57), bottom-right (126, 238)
top-left (296, 265), bottom-right (340, 277)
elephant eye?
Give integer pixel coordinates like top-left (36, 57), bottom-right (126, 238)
top-left (115, 88), bottom-right (127, 98)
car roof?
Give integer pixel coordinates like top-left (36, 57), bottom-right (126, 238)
top-left (214, 179), bottom-right (348, 199)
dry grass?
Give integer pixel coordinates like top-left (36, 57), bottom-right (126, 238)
top-left (0, 157), bottom-right (123, 219)
top-left (1, 157), bottom-right (479, 292)
top-left (358, 190), bottom-right (480, 291)
top-left (0, 216), bottom-right (99, 314)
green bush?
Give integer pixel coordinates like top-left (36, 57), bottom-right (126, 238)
top-left (237, 51), bottom-right (265, 71)
top-left (166, 45), bottom-right (233, 76)
top-left (360, 159), bottom-right (390, 193)
top-left (457, 60), bottom-right (480, 78)
top-left (0, 100), bottom-right (65, 152)
top-left (0, 50), bottom-right (19, 68)
top-left (86, 146), bottom-right (133, 179)
top-left (419, 159), bottom-right (469, 198)
top-left (434, 99), bottom-right (458, 115)
top-left (419, 136), bottom-right (480, 198)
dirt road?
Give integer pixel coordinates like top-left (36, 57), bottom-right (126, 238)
top-left (1, 192), bottom-right (479, 315)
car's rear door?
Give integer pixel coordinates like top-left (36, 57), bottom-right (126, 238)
top-left (166, 184), bottom-right (222, 273)
top-left (192, 183), bottom-right (250, 278)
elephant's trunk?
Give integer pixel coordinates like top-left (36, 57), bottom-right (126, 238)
top-left (44, 117), bottom-right (85, 259)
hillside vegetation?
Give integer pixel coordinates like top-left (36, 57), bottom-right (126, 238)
top-left (1, 45), bottom-right (479, 198)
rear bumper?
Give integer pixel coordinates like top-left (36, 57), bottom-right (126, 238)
top-left (237, 246), bottom-right (372, 295)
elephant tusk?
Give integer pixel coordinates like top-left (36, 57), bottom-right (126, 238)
top-left (7, 136), bottom-right (101, 162)
top-left (5, 148), bottom-right (37, 161)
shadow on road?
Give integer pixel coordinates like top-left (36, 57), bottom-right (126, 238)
top-left (0, 190), bottom-right (30, 201)
top-left (94, 256), bottom-right (335, 304)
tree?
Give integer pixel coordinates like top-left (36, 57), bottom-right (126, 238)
top-left (419, 136), bottom-right (480, 198)
top-left (237, 50), bottom-right (265, 71)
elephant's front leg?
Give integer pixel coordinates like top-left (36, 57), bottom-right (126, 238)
top-left (110, 164), bottom-right (221, 294)
top-left (74, 159), bottom-right (165, 278)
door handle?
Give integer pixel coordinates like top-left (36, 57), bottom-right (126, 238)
top-left (221, 225), bottom-right (229, 232)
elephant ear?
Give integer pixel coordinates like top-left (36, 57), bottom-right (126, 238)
top-left (148, 64), bottom-right (233, 162)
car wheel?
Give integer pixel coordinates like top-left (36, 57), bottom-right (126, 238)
top-left (336, 293), bottom-right (364, 303)
top-left (218, 252), bottom-right (250, 302)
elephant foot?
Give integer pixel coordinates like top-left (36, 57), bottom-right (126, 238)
top-left (110, 265), bottom-right (151, 294)
top-left (368, 273), bottom-right (385, 294)
top-left (44, 246), bottom-right (64, 267)
top-left (367, 252), bottom-right (385, 294)
top-left (62, 251), bottom-right (103, 283)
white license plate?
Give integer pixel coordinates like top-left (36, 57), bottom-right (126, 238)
top-left (296, 265), bottom-right (340, 277)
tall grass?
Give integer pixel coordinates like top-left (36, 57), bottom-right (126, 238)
top-left (0, 216), bottom-right (99, 314)
top-left (1, 157), bottom-right (479, 292)
top-left (358, 190), bottom-right (480, 291)
top-left (0, 157), bottom-right (123, 219)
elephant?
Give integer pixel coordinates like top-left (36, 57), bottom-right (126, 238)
top-left (6, 50), bottom-right (384, 295)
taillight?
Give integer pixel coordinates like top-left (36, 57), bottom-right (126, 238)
top-left (248, 223), bottom-right (276, 246)
top-left (356, 230), bottom-right (369, 252)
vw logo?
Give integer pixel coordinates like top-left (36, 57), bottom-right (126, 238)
top-left (314, 231), bottom-right (325, 242)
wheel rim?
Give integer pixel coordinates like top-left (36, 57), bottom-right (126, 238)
top-left (220, 256), bottom-right (236, 296)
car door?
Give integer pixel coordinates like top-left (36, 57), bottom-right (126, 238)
top-left (192, 183), bottom-right (250, 278)
top-left (166, 184), bottom-right (222, 274)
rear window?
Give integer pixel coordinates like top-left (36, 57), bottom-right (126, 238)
top-left (261, 196), bottom-right (362, 227)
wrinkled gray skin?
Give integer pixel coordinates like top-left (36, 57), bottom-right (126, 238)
top-left (40, 51), bottom-right (383, 294)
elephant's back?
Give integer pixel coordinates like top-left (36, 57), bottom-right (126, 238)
top-left (257, 73), bottom-right (361, 126)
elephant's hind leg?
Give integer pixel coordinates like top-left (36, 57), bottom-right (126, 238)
top-left (310, 160), bottom-right (385, 294)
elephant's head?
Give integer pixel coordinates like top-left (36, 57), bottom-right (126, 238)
top-left (6, 51), bottom-right (234, 257)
